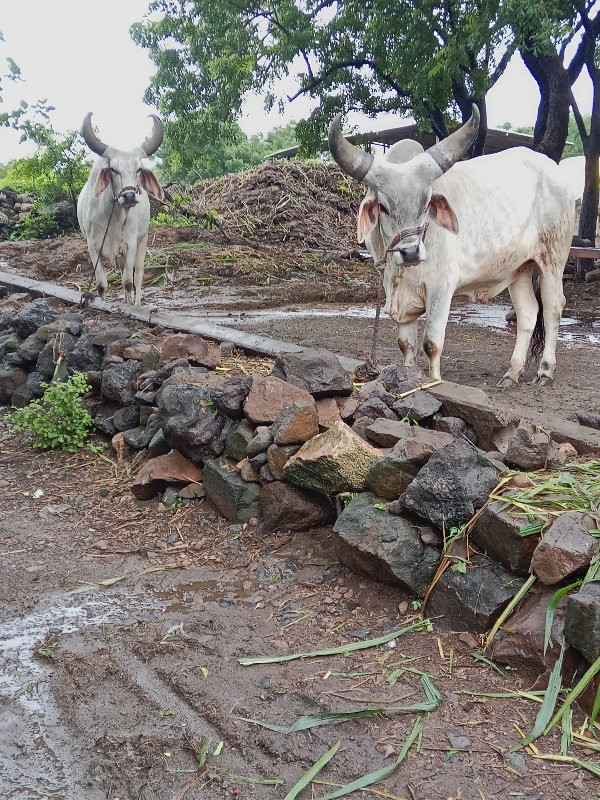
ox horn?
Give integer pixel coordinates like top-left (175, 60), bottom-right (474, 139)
top-left (141, 114), bottom-right (164, 157)
top-left (81, 112), bottom-right (109, 157)
top-left (328, 113), bottom-right (374, 182)
top-left (425, 104), bottom-right (480, 174)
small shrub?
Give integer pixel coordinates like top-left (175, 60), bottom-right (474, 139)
top-left (10, 372), bottom-right (93, 452)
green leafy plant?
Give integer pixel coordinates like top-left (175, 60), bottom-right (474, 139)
top-left (10, 372), bottom-right (93, 452)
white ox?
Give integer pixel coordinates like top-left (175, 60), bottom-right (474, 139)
top-left (77, 113), bottom-right (164, 306)
top-left (328, 107), bottom-right (575, 387)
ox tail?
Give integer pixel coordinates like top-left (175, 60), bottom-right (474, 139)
top-left (529, 272), bottom-right (545, 360)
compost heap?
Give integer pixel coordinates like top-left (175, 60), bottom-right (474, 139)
top-left (190, 161), bottom-right (363, 253)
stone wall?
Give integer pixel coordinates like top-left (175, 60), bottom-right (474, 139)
top-left (0, 186), bottom-right (35, 238)
top-left (1, 297), bottom-right (599, 692)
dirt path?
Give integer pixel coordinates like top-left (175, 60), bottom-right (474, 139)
top-left (0, 231), bottom-right (598, 419)
top-left (0, 422), bottom-right (596, 800)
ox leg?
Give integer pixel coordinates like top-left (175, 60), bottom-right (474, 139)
top-left (422, 291), bottom-right (452, 380)
top-left (122, 247), bottom-right (135, 306)
top-left (498, 270), bottom-right (538, 388)
top-left (133, 233), bottom-right (148, 307)
top-left (532, 273), bottom-right (565, 386)
top-left (397, 320), bottom-right (418, 365)
top-left (88, 242), bottom-right (108, 298)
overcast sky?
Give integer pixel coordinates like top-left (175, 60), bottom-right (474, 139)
top-left (0, 0), bottom-right (594, 162)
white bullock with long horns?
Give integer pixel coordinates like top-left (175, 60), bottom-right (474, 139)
top-left (77, 113), bottom-right (164, 306)
top-left (329, 107), bottom-right (575, 387)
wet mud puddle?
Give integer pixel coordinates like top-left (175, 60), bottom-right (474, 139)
top-left (213, 301), bottom-right (600, 347)
top-left (0, 592), bottom-right (154, 799)
top-left (0, 576), bottom-right (261, 799)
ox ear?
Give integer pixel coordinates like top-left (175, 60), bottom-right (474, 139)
top-left (94, 168), bottom-right (112, 198)
top-left (428, 193), bottom-right (459, 234)
top-left (140, 168), bottom-right (164, 199)
top-left (357, 195), bottom-right (380, 243)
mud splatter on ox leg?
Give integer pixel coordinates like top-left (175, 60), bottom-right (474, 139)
top-left (397, 319), bottom-right (418, 365)
top-left (423, 289), bottom-right (452, 380)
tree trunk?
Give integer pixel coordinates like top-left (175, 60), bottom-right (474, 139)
top-left (520, 47), bottom-right (571, 162)
top-left (574, 64), bottom-right (600, 282)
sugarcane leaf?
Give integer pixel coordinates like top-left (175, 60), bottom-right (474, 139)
top-left (283, 742), bottom-right (340, 800)
top-left (513, 646), bottom-right (564, 750)
top-left (239, 620), bottom-right (427, 665)
top-left (316, 717), bottom-right (422, 800)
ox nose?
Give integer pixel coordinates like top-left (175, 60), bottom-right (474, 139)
top-left (121, 191), bottom-right (137, 205)
top-left (399, 244), bottom-right (421, 264)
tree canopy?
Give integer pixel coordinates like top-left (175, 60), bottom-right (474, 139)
top-left (157, 116), bottom-right (297, 182)
top-left (131, 0), bottom-right (514, 155)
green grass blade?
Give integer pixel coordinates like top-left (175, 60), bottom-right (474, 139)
top-left (544, 582), bottom-right (581, 655)
top-left (484, 575), bottom-right (536, 650)
top-left (513, 647), bottom-right (564, 750)
top-left (534, 753), bottom-right (600, 778)
top-left (238, 620), bottom-right (426, 665)
top-left (561, 708), bottom-right (573, 756)
top-left (460, 690), bottom-right (545, 701)
top-left (316, 717), bottom-right (422, 800)
top-left (283, 741), bottom-right (340, 800)
top-left (237, 677), bottom-right (441, 733)
top-left (591, 682), bottom-right (600, 728)
top-left (544, 654), bottom-right (600, 735)
top-left (471, 651), bottom-right (506, 675)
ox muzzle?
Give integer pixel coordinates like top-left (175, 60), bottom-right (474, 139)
top-left (384, 224), bottom-right (429, 267)
top-left (115, 185), bottom-right (142, 208)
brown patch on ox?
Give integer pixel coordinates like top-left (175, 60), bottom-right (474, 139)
top-left (423, 338), bottom-right (437, 359)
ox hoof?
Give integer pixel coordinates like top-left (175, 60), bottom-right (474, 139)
top-left (496, 376), bottom-right (518, 389)
top-left (532, 374), bottom-right (553, 386)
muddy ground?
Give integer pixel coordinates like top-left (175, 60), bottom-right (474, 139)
top-left (0, 228), bottom-right (598, 418)
top-left (1, 423), bottom-right (598, 800)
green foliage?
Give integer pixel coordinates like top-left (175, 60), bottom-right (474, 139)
top-left (1, 126), bottom-right (91, 239)
top-left (0, 31), bottom-right (54, 129)
top-left (131, 1), bottom-right (512, 154)
top-left (500, 113), bottom-right (587, 157)
top-left (10, 372), bottom-right (94, 452)
top-left (156, 113), bottom-right (297, 182)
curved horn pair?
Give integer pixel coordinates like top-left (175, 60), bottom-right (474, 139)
top-left (81, 113), bottom-right (164, 157)
top-left (328, 104), bottom-right (480, 180)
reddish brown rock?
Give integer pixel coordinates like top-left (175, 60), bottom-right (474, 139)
top-left (531, 512), bottom-right (598, 585)
top-left (316, 397), bottom-right (342, 429)
top-left (472, 500), bottom-right (540, 576)
top-left (547, 441), bottom-right (578, 468)
top-left (260, 481), bottom-right (333, 532)
top-left (338, 396), bottom-right (359, 421)
top-left (283, 421), bottom-right (380, 494)
top-left (131, 451), bottom-right (203, 500)
top-left (271, 399), bottom-right (319, 445)
top-left (160, 334), bottom-right (221, 368)
top-left (267, 444), bottom-right (300, 480)
top-left (237, 458), bottom-right (260, 483)
top-left (243, 375), bottom-right (315, 425)
top-left (490, 587), bottom-right (582, 678)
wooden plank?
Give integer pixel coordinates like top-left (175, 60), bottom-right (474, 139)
top-left (0, 269), bottom-right (363, 372)
top-left (569, 247), bottom-right (600, 260)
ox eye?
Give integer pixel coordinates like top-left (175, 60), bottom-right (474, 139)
top-left (110, 167), bottom-right (120, 175)
top-left (379, 203), bottom-right (389, 215)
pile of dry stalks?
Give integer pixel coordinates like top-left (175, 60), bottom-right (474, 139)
top-left (189, 161), bottom-right (364, 253)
